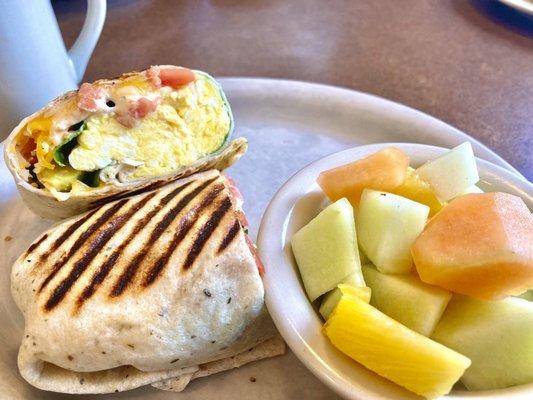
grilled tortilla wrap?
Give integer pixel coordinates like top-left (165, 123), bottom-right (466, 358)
top-left (152, 335), bottom-right (286, 392)
top-left (11, 170), bottom-right (281, 394)
top-left (4, 65), bottom-right (239, 220)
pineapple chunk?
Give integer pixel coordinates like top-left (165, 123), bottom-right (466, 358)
top-left (319, 281), bottom-right (371, 320)
top-left (394, 167), bottom-right (445, 217)
top-left (291, 199), bottom-right (363, 301)
top-left (325, 294), bottom-right (471, 399)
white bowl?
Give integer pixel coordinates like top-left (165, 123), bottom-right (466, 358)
top-left (257, 143), bottom-right (533, 400)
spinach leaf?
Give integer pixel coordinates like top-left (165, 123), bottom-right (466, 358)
top-left (80, 170), bottom-right (100, 188)
top-left (53, 121), bottom-right (86, 167)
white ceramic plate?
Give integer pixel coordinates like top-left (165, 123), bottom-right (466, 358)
top-left (498, 0), bottom-right (533, 15)
top-left (258, 142), bottom-right (533, 400)
top-left (0, 78), bottom-right (525, 399)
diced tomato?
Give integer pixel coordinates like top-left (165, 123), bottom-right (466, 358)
top-left (245, 234), bottom-right (265, 276)
top-left (222, 173), bottom-right (263, 274)
top-left (160, 67), bottom-right (196, 88)
top-left (147, 66), bottom-right (162, 87)
top-left (19, 137), bottom-right (37, 164)
top-left (236, 211), bottom-right (249, 230)
top-left (225, 175), bottom-right (248, 227)
top-left (148, 66), bottom-right (195, 89)
top-left (131, 97), bottom-right (158, 119)
top-left (147, 66), bottom-right (196, 89)
top-left (115, 112), bottom-right (135, 128)
top-left (116, 96), bottom-right (160, 128)
top-left (77, 83), bottom-right (107, 112)
top-left (226, 176), bottom-right (244, 205)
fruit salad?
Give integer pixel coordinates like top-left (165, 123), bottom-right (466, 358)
top-left (290, 142), bottom-right (533, 399)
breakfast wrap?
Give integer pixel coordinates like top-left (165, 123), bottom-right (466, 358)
top-left (12, 169), bottom-right (284, 394)
top-left (3, 65), bottom-right (242, 220)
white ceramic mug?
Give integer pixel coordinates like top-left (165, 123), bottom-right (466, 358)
top-left (0, 0), bottom-right (106, 139)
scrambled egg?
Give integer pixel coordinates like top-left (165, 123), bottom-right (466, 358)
top-left (68, 74), bottom-right (230, 181)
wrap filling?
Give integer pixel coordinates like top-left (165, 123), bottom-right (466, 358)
top-left (14, 67), bottom-right (231, 200)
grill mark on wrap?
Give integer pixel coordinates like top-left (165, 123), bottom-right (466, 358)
top-left (75, 191), bottom-right (164, 309)
top-left (44, 197), bottom-right (148, 311)
top-left (91, 180), bottom-right (167, 207)
top-left (49, 210), bottom-right (99, 253)
top-left (28, 209), bottom-right (97, 270)
top-left (143, 183), bottom-right (225, 286)
top-left (25, 233), bottom-right (49, 255)
top-left (110, 177), bottom-right (219, 297)
top-left (38, 207), bottom-right (117, 292)
top-left (217, 219), bottom-right (241, 254)
top-left (75, 180), bottom-right (194, 308)
top-left (182, 197), bottom-right (232, 270)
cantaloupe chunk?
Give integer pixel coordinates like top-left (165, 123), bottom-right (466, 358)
top-left (317, 147), bottom-right (409, 206)
top-left (356, 189), bottom-right (430, 274)
top-left (362, 265), bottom-right (451, 336)
top-left (291, 199), bottom-right (363, 301)
top-left (432, 295), bottom-right (533, 391)
top-left (394, 167), bottom-right (445, 217)
top-left (412, 192), bottom-right (533, 300)
top-left (416, 142), bottom-right (479, 202)
top-left (325, 293), bottom-right (471, 399)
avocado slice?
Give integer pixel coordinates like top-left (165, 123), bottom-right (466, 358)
top-left (39, 167), bottom-right (85, 192)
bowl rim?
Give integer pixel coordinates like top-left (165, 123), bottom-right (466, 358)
top-left (258, 142), bottom-right (533, 400)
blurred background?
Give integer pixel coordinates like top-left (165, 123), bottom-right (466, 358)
top-left (52, 0), bottom-right (532, 178)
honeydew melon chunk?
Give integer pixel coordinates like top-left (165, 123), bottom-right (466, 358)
top-left (362, 265), bottom-right (451, 336)
top-left (416, 142), bottom-right (479, 202)
top-left (358, 247), bottom-right (370, 265)
top-left (291, 198), bottom-right (362, 301)
top-left (356, 189), bottom-right (430, 274)
top-left (457, 184), bottom-right (483, 196)
top-left (319, 279), bottom-right (371, 320)
top-left (325, 293), bottom-right (471, 399)
top-left (353, 207), bottom-right (371, 265)
top-left (432, 295), bottom-right (533, 391)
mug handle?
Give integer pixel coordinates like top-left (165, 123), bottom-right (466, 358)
top-left (67, 0), bottom-right (107, 83)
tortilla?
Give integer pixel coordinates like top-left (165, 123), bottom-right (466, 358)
top-left (153, 336), bottom-right (286, 392)
top-left (3, 66), bottom-right (241, 220)
top-left (11, 169), bottom-right (279, 394)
